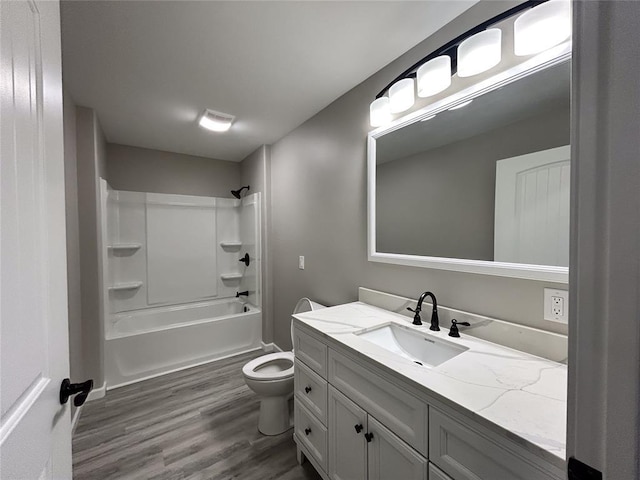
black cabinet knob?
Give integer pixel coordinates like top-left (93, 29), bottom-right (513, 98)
top-left (304, 428), bottom-right (311, 436)
top-left (365, 432), bottom-right (374, 443)
top-left (304, 386), bottom-right (312, 394)
top-left (354, 424), bottom-right (363, 434)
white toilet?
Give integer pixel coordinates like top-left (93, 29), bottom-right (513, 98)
top-left (242, 297), bottom-right (325, 435)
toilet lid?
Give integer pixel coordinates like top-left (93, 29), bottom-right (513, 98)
top-left (243, 352), bottom-right (294, 381)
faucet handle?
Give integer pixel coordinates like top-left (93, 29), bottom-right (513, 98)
top-left (407, 307), bottom-right (422, 325)
top-left (448, 319), bottom-right (471, 337)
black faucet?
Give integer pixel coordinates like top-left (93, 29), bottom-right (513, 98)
top-left (236, 291), bottom-right (249, 298)
top-left (407, 291), bottom-right (440, 331)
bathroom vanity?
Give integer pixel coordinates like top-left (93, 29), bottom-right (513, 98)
top-left (292, 291), bottom-right (566, 480)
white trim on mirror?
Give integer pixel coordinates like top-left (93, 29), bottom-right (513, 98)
top-left (367, 43), bottom-right (571, 284)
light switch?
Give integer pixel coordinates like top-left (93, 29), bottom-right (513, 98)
top-left (299, 256), bottom-right (305, 270)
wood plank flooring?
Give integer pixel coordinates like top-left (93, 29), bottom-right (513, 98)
top-left (73, 351), bottom-right (322, 480)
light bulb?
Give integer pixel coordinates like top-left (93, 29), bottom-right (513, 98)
top-left (370, 97), bottom-right (391, 127)
top-left (417, 56), bottom-right (452, 97)
top-left (457, 29), bottom-right (502, 77)
top-left (514, 0), bottom-right (571, 56)
top-left (389, 78), bottom-right (415, 113)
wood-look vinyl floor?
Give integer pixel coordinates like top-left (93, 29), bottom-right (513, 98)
top-left (73, 351), bottom-right (322, 480)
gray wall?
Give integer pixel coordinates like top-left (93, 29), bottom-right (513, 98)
top-left (63, 88), bottom-right (84, 414)
top-left (75, 106), bottom-right (107, 388)
top-left (106, 143), bottom-right (240, 197)
top-left (269, 1), bottom-right (568, 350)
top-left (240, 145), bottom-right (273, 344)
top-left (376, 105), bottom-right (570, 259)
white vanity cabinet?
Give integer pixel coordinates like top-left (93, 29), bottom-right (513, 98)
top-left (328, 386), bottom-right (427, 480)
top-left (293, 323), bottom-right (563, 480)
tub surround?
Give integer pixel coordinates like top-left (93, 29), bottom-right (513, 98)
top-left (293, 299), bottom-right (566, 471)
top-left (101, 188), bottom-right (263, 389)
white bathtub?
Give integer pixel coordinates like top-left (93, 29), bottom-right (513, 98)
top-left (105, 299), bottom-right (262, 388)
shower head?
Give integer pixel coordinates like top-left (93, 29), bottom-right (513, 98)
top-left (231, 185), bottom-right (250, 199)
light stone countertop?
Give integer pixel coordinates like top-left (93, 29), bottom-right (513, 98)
top-left (293, 301), bottom-right (567, 470)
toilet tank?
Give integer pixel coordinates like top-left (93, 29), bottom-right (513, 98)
top-left (291, 297), bottom-right (326, 349)
top-left (293, 297), bottom-right (326, 315)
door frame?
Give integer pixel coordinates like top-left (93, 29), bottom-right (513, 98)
top-left (568, 1), bottom-right (640, 478)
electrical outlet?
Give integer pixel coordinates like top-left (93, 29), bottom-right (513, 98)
top-left (544, 288), bottom-right (569, 323)
top-left (298, 256), bottom-right (305, 270)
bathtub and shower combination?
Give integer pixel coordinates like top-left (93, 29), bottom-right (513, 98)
top-left (101, 183), bottom-right (263, 388)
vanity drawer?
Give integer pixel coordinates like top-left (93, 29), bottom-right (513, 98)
top-left (429, 408), bottom-right (561, 480)
top-left (295, 359), bottom-right (328, 425)
top-left (328, 348), bottom-right (428, 456)
top-left (294, 326), bottom-right (328, 379)
top-left (295, 400), bottom-right (328, 472)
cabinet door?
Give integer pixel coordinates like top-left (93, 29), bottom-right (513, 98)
top-left (429, 408), bottom-right (560, 480)
top-left (367, 417), bottom-right (427, 480)
top-left (328, 386), bottom-right (367, 480)
top-left (429, 463), bottom-right (454, 480)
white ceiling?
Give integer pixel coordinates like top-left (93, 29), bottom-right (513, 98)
top-left (61, 1), bottom-right (477, 162)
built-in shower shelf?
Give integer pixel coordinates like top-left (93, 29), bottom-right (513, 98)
top-left (220, 241), bottom-right (242, 250)
top-left (109, 282), bottom-right (143, 292)
top-left (220, 273), bottom-right (243, 281)
top-left (108, 243), bottom-right (142, 252)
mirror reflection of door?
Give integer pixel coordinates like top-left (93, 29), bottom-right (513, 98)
top-left (494, 146), bottom-right (570, 267)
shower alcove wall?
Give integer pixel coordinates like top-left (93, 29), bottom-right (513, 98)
top-left (100, 180), bottom-right (262, 388)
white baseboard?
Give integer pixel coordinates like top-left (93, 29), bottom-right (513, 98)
top-left (71, 406), bottom-right (83, 434)
top-left (261, 342), bottom-right (284, 353)
top-left (87, 381), bottom-right (106, 402)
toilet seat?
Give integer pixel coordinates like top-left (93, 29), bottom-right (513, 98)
top-left (242, 352), bottom-right (294, 381)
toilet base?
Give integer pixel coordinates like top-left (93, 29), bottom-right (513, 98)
top-left (258, 395), bottom-right (293, 436)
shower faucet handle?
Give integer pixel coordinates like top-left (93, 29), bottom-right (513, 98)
top-left (239, 253), bottom-right (250, 266)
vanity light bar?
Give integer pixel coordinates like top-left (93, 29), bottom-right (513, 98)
top-left (370, 0), bottom-right (571, 127)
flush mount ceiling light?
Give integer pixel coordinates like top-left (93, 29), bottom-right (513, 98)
top-left (417, 56), bottom-right (451, 98)
top-left (198, 109), bottom-right (235, 132)
top-left (389, 78), bottom-right (415, 113)
top-left (369, 0), bottom-right (571, 128)
top-left (457, 29), bottom-right (502, 77)
top-left (514, 0), bottom-right (571, 56)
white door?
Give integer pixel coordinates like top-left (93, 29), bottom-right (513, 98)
top-left (494, 145), bottom-right (571, 267)
top-left (1, 1), bottom-right (73, 478)
top-left (367, 417), bottom-right (427, 480)
top-left (328, 386), bottom-right (367, 480)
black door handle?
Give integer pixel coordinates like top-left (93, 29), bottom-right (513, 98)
top-left (365, 432), bottom-right (374, 443)
top-left (304, 428), bottom-right (311, 436)
top-left (60, 378), bottom-right (93, 407)
top-left (305, 386), bottom-right (312, 394)
top-left (239, 253), bottom-right (250, 266)
top-left (354, 424), bottom-right (363, 434)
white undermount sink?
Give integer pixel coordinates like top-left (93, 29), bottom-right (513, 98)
top-left (356, 323), bottom-right (468, 367)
